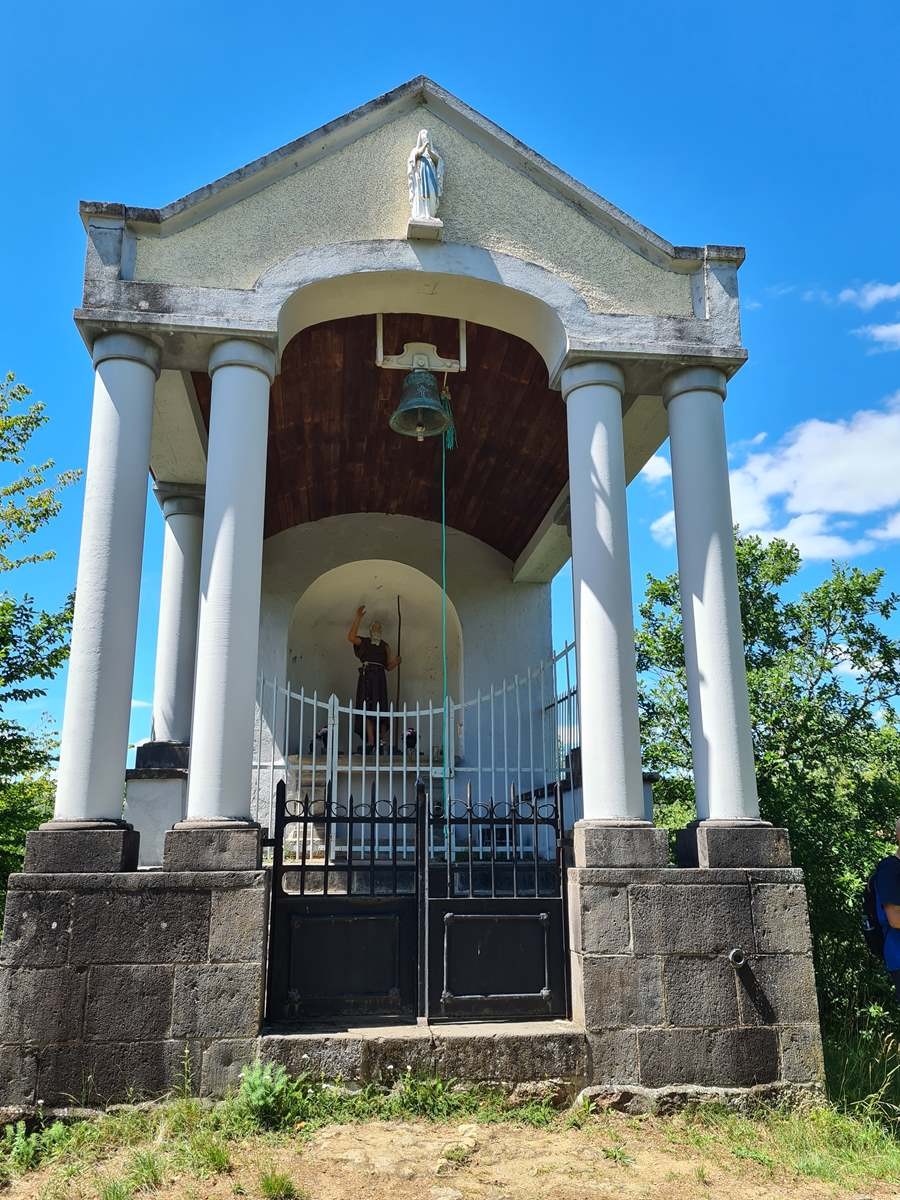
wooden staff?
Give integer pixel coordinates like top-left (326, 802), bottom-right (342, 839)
top-left (395, 594), bottom-right (402, 709)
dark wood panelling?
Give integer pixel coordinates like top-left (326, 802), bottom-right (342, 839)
top-left (193, 314), bottom-right (567, 561)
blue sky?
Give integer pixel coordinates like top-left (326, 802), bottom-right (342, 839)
top-left (4, 0), bottom-right (900, 751)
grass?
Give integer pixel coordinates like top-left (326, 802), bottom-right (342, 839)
top-left (258, 1169), bottom-right (304, 1199)
top-left (2, 1061), bottom-right (900, 1195)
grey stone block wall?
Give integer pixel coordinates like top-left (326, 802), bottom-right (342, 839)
top-left (568, 867), bottom-right (824, 1089)
top-left (0, 870), bottom-right (270, 1105)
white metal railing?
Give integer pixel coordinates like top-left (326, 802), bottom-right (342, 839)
top-left (251, 640), bottom-right (578, 842)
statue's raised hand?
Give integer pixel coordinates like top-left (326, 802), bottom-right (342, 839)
top-left (356, 605), bottom-right (366, 619)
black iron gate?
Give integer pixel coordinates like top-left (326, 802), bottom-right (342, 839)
top-left (265, 778), bottom-right (568, 1024)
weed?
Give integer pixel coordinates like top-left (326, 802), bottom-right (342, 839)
top-left (98, 1178), bottom-right (134, 1200)
top-left (442, 1143), bottom-right (472, 1165)
top-left (183, 1132), bottom-right (232, 1176)
top-left (599, 1142), bottom-right (633, 1166)
top-left (258, 1169), bottom-right (303, 1200)
top-left (695, 1163), bottom-right (711, 1185)
top-left (126, 1149), bottom-right (164, 1192)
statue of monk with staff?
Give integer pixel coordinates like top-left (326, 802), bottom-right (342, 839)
top-left (347, 605), bottom-right (401, 751)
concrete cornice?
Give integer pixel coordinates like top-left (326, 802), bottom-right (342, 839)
top-left (77, 76), bottom-right (744, 274)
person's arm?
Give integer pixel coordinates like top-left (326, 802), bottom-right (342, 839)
top-left (880, 860), bottom-right (900, 927)
top-left (386, 645), bottom-right (402, 671)
top-left (348, 605), bottom-right (365, 646)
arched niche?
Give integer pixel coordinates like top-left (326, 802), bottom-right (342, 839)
top-left (287, 558), bottom-right (463, 709)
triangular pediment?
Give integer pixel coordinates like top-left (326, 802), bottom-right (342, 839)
top-left (82, 78), bottom-right (725, 320)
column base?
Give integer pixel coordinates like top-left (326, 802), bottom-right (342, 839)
top-left (574, 820), bottom-right (669, 868)
top-left (135, 740), bottom-right (190, 770)
top-left (25, 821), bottom-right (139, 872)
top-left (676, 820), bottom-right (792, 868)
top-left (163, 821), bottom-right (262, 871)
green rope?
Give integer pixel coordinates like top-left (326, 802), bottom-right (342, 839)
top-left (440, 386), bottom-right (455, 813)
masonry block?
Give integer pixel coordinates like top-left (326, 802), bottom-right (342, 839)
top-left (172, 964), bottom-right (263, 1038)
top-left (433, 1029), bottom-right (588, 1084)
top-left (36, 1040), bottom-right (197, 1105)
top-left (574, 822), bottom-right (668, 868)
top-left (261, 1034), bottom-right (365, 1082)
top-left (567, 875), bottom-right (630, 954)
top-left (585, 1029), bottom-right (639, 1084)
top-left (209, 884), bottom-right (270, 963)
top-left (580, 955), bottom-right (663, 1030)
top-left (630, 883), bottom-right (755, 956)
top-left (639, 1027), bottom-right (779, 1088)
top-left (0, 1044), bottom-right (38, 1106)
top-left (751, 883), bottom-right (813, 954)
top-left (85, 965), bottom-right (174, 1041)
top-left (0, 966), bottom-right (86, 1044)
top-left (0, 890), bottom-right (71, 967)
top-left (70, 890), bottom-right (211, 965)
top-left (697, 824), bottom-right (791, 868)
top-left (779, 1024), bottom-right (825, 1084)
top-left (164, 826), bottom-right (262, 871)
top-left (201, 1039), bottom-right (259, 1096)
top-left (24, 828), bottom-right (139, 873)
top-left (736, 955), bottom-right (820, 1026)
top-left (662, 956), bottom-right (740, 1027)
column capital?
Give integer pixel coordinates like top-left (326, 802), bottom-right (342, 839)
top-left (208, 339), bottom-right (276, 384)
top-left (560, 360), bottom-right (625, 402)
top-left (662, 366), bottom-right (727, 408)
top-left (92, 333), bottom-right (161, 379)
top-left (153, 481), bottom-right (205, 519)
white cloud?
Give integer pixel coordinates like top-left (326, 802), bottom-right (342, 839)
top-left (870, 511), bottom-right (900, 542)
top-left (639, 454), bottom-right (671, 486)
top-left (130, 699), bottom-right (152, 709)
top-left (839, 281), bottom-right (900, 310)
top-left (729, 392), bottom-right (900, 530)
top-left (751, 514), bottom-right (874, 561)
top-left (649, 510), bottom-right (676, 548)
top-left (648, 392), bottom-right (900, 563)
top-left (853, 322), bottom-right (900, 353)
top-left (744, 299), bottom-right (763, 311)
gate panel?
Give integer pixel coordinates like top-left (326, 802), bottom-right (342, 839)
top-left (424, 786), bottom-right (567, 1021)
top-left (266, 780), bottom-right (421, 1023)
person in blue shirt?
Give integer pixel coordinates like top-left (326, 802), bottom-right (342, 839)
top-left (875, 822), bottom-right (900, 999)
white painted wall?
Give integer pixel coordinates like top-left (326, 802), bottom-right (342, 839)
top-left (287, 558), bottom-right (462, 708)
top-left (258, 512), bottom-right (551, 701)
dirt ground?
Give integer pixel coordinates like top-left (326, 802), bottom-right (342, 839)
top-left (10, 1115), bottom-right (900, 1200)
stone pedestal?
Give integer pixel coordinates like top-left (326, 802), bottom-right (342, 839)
top-left (567, 865), bottom-right (823, 1089)
top-left (675, 821), bottom-right (792, 868)
top-left (24, 825), bottom-right (139, 873)
top-left (124, 770), bottom-right (188, 868)
top-left (574, 820), bottom-right (669, 868)
top-left (0, 868), bottom-right (269, 1105)
top-left (163, 824), bottom-right (263, 871)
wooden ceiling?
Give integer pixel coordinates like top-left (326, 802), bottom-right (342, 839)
top-left (192, 314), bottom-right (568, 562)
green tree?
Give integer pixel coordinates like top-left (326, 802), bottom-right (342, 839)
top-left (636, 532), bottom-right (900, 1028)
top-left (0, 373), bottom-right (78, 900)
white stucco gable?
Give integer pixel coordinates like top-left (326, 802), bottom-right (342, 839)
top-left (128, 95), bottom-right (694, 320)
top-left (88, 77), bottom-right (731, 324)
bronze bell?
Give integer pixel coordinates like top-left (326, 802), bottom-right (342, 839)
top-left (389, 369), bottom-right (451, 442)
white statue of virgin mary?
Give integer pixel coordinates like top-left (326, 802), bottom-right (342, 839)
top-left (407, 129), bottom-right (445, 223)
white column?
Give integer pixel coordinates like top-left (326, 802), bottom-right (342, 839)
top-left (53, 333), bottom-right (159, 822)
top-left (185, 340), bottom-right (275, 823)
top-left (562, 361), bottom-right (645, 822)
top-left (150, 486), bottom-right (204, 745)
top-left (663, 366), bottom-right (760, 822)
